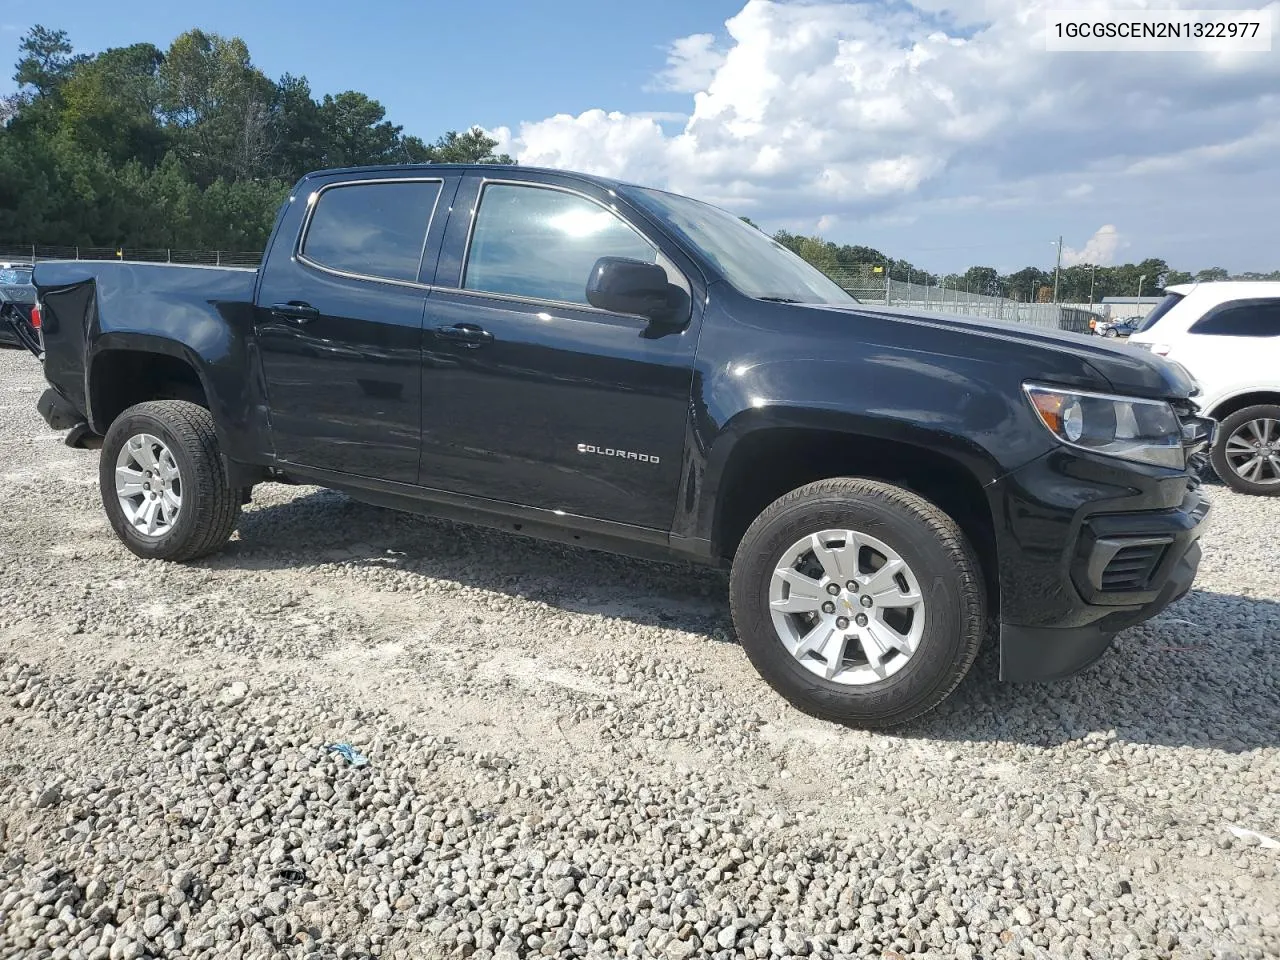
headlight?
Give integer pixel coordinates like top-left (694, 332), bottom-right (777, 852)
top-left (1023, 384), bottom-right (1184, 469)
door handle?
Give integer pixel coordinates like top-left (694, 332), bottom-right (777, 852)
top-left (270, 301), bottom-right (320, 324)
top-left (435, 323), bottom-right (493, 348)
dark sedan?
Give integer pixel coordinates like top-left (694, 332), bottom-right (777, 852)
top-left (1099, 317), bottom-right (1141, 338)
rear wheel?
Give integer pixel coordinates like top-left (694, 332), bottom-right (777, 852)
top-left (1211, 404), bottom-right (1280, 495)
top-left (99, 400), bottom-right (241, 560)
top-left (729, 478), bottom-right (986, 728)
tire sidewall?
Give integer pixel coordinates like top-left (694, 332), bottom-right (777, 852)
top-left (1211, 404), bottom-right (1280, 496)
top-left (732, 491), bottom-right (978, 724)
top-left (100, 409), bottom-right (204, 559)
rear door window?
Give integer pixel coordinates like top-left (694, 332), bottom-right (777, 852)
top-left (1189, 299), bottom-right (1280, 337)
top-left (300, 180), bottom-right (442, 284)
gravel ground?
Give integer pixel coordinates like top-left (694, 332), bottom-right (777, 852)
top-left (0, 345), bottom-right (1276, 960)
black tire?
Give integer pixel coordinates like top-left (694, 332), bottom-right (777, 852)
top-left (729, 478), bottom-right (986, 728)
top-left (1210, 404), bottom-right (1280, 496)
top-left (1103, 327), bottom-right (1118, 337)
top-left (99, 400), bottom-right (241, 561)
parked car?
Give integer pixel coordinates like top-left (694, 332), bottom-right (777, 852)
top-left (1128, 282), bottom-right (1280, 495)
top-left (1099, 317), bottom-right (1140, 338)
top-left (0, 263), bottom-right (36, 348)
top-left (26, 164), bottom-right (1213, 727)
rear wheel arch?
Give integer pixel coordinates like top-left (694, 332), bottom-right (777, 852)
top-left (87, 340), bottom-right (212, 433)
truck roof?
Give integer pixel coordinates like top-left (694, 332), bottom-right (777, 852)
top-left (300, 163), bottom-right (627, 190)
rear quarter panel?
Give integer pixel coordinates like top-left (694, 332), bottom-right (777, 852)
top-left (32, 261), bottom-right (264, 459)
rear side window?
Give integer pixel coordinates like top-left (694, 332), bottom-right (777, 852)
top-left (301, 180), bottom-right (441, 283)
top-left (1133, 292), bottom-right (1183, 333)
top-left (463, 183), bottom-right (656, 305)
top-left (1189, 299), bottom-right (1280, 337)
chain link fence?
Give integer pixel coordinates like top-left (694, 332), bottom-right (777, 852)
top-left (826, 265), bottom-right (1099, 334)
top-left (0, 243), bottom-right (262, 268)
top-left (4, 244), bottom-right (1100, 333)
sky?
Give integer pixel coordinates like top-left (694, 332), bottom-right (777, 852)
top-left (2, 0), bottom-right (1278, 275)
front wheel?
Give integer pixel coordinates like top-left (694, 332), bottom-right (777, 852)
top-left (1211, 404), bottom-right (1280, 495)
top-left (99, 400), bottom-right (241, 560)
top-left (1103, 327), bottom-right (1118, 337)
top-left (729, 478), bottom-right (986, 728)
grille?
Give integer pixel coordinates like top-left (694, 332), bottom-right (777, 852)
top-left (1100, 542), bottom-right (1167, 591)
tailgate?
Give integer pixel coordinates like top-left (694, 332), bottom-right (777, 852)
top-left (0, 299), bottom-right (42, 358)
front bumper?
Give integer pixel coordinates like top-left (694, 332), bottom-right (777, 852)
top-left (1001, 534), bottom-right (1202, 682)
top-left (993, 444), bottom-right (1211, 682)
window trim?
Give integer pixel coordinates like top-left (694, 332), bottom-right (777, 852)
top-left (456, 178), bottom-right (672, 317)
top-left (295, 176), bottom-right (445, 289)
top-left (1188, 297), bottom-right (1280, 338)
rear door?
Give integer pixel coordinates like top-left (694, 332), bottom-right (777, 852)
top-left (255, 174), bottom-right (460, 483)
top-left (1177, 298), bottom-right (1280, 405)
top-left (417, 172), bottom-right (702, 530)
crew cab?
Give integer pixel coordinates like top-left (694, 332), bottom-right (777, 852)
top-left (25, 164), bottom-right (1214, 727)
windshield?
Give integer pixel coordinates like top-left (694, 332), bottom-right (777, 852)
top-left (0, 268), bottom-right (33, 285)
top-left (623, 187), bottom-right (857, 305)
top-left (1134, 292), bottom-right (1183, 333)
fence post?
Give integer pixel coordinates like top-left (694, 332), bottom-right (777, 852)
top-left (216, 251), bottom-right (222, 266)
top-left (75, 246), bottom-right (79, 261)
top-left (167, 249), bottom-right (172, 263)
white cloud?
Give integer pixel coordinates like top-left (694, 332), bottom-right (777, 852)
top-left (493, 0), bottom-right (1280, 270)
top-left (649, 33), bottom-right (726, 93)
top-left (1061, 225), bottom-right (1120, 266)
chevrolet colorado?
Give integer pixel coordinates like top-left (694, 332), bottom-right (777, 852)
top-left (24, 164), bottom-right (1214, 727)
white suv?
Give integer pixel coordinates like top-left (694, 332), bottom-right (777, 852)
top-left (1129, 282), bottom-right (1280, 495)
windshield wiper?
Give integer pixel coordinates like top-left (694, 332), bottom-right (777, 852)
top-left (757, 296), bottom-right (804, 303)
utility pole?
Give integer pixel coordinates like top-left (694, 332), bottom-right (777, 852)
top-left (1052, 236), bottom-right (1063, 303)
top-left (1088, 264), bottom-right (1097, 308)
top-left (1136, 274), bottom-right (1146, 317)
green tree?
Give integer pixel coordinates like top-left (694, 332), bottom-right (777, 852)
top-left (1195, 267), bottom-right (1229, 282)
top-left (317, 91), bottom-right (402, 167)
top-left (1005, 267), bottom-right (1048, 302)
top-left (962, 266), bottom-right (1001, 297)
top-left (407, 126), bottom-right (513, 164)
top-left (13, 25), bottom-right (87, 99)
top-left (159, 30), bottom-right (278, 185)
top-left (57, 43), bottom-right (167, 167)
top-left (271, 73), bottom-right (326, 181)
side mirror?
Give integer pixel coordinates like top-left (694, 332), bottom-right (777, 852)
top-left (585, 257), bottom-right (672, 319)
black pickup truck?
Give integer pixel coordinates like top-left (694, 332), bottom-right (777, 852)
top-left (25, 164), bottom-right (1214, 727)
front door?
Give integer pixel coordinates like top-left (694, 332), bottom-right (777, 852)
top-left (418, 175), bottom-right (700, 530)
top-left (255, 175), bottom-right (456, 483)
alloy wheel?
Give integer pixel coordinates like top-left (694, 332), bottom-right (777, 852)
top-left (115, 433), bottom-right (183, 537)
top-left (768, 528), bottom-right (926, 685)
